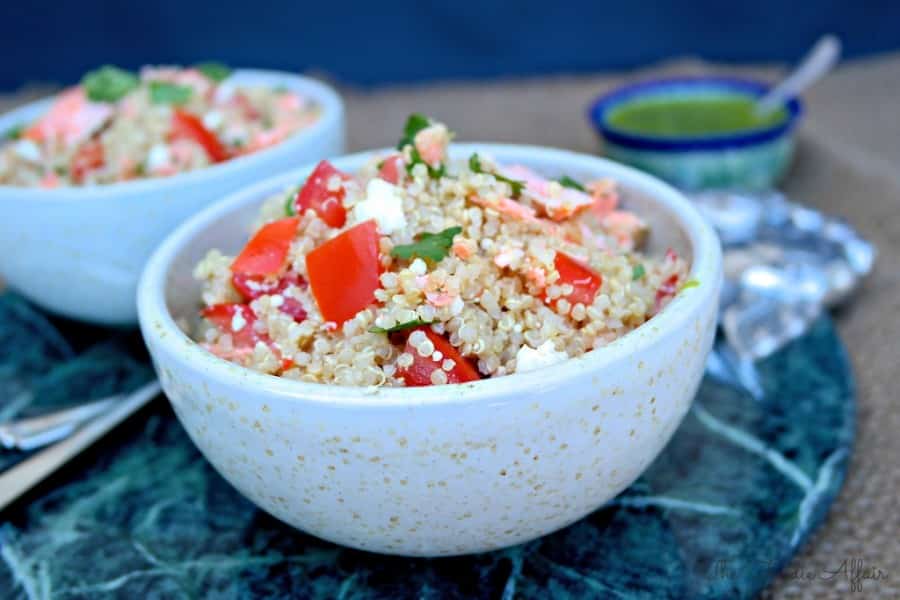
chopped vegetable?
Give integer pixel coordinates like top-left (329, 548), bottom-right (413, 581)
top-left (378, 153), bottom-right (404, 184)
top-left (82, 66), bottom-right (139, 102)
top-left (69, 139), bottom-right (105, 183)
top-left (397, 327), bottom-right (480, 386)
top-left (169, 109), bottom-right (229, 162)
top-left (369, 319), bottom-right (433, 334)
top-left (292, 160), bottom-right (351, 228)
top-left (551, 252), bottom-right (602, 309)
top-left (469, 153), bottom-right (525, 198)
top-left (655, 274), bottom-right (680, 308)
top-left (232, 271), bottom-right (304, 302)
top-left (284, 190), bottom-right (297, 216)
top-left (406, 147), bottom-right (445, 178)
top-left (391, 226), bottom-right (462, 262)
top-left (557, 175), bottom-right (586, 192)
top-left (306, 220), bottom-right (382, 325)
top-left (149, 81), bottom-right (193, 105)
top-left (5, 125), bottom-right (24, 140)
top-left (278, 297), bottom-right (308, 323)
top-left (195, 62), bottom-right (232, 82)
top-left (632, 263), bottom-right (646, 281)
top-left (680, 279), bottom-right (700, 291)
top-left (201, 303), bottom-right (263, 349)
top-left (231, 217), bottom-right (299, 277)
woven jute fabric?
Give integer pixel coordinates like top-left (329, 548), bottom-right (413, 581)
top-left (3, 54), bottom-right (898, 598)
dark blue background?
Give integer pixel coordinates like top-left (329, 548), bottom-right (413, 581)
top-left (2, 1), bottom-right (898, 89)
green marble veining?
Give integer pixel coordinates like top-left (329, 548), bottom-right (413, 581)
top-left (0, 294), bottom-right (854, 599)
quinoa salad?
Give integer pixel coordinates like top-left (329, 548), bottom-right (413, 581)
top-left (193, 115), bottom-right (693, 387)
top-left (0, 64), bottom-right (320, 187)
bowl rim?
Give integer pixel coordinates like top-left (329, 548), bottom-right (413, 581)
top-left (138, 143), bottom-right (722, 408)
top-left (0, 68), bottom-right (344, 199)
top-left (587, 76), bottom-right (803, 151)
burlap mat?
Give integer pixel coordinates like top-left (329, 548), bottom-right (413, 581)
top-left (3, 56), bottom-right (898, 598)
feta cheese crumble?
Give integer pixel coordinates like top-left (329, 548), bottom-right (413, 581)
top-left (515, 340), bottom-right (568, 373)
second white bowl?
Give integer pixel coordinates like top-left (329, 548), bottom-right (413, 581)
top-left (0, 69), bottom-right (344, 325)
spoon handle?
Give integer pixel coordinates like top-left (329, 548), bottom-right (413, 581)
top-left (756, 35), bottom-right (842, 115)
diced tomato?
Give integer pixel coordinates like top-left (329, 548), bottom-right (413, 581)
top-left (293, 160), bottom-right (351, 228)
top-left (169, 108), bottom-right (229, 163)
top-left (70, 139), bottom-right (105, 183)
top-left (550, 252), bottom-right (602, 309)
top-left (279, 297), bottom-right (308, 323)
top-left (201, 304), bottom-right (263, 349)
top-left (232, 270), bottom-right (305, 301)
top-left (231, 217), bottom-right (299, 279)
top-left (378, 154), bottom-right (404, 184)
top-left (397, 327), bottom-right (480, 386)
top-left (306, 220), bottom-right (381, 325)
top-left (655, 274), bottom-right (680, 309)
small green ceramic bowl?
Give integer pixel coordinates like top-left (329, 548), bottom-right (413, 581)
top-left (588, 77), bottom-right (803, 190)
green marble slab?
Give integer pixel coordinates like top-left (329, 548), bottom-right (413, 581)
top-left (0, 293), bottom-right (854, 599)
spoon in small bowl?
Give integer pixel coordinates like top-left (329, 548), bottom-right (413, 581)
top-left (755, 34), bottom-right (842, 116)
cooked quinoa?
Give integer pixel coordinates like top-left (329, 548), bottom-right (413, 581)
top-left (193, 115), bottom-right (690, 387)
top-left (0, 64), bottom-right (320, 187)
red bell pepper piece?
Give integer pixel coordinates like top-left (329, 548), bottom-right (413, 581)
top-left (550, 252), bottom-right (602, 310)
top-left (397, 327), bottom-right (480, 386)
top-left (655, 274), bottom-right (680, 310)
top-left (306, 220), bottom-right (381, 325)
top-left (170, 108), bottom-right (229, 163)
top-left (231, 217), bottom-right (299, 278)
top-left (70, 139), bottom-right (105, 183)
top-left (378, 154), bottom-right (404, 184)
top-left (293, 160), bottom-right (351, 228)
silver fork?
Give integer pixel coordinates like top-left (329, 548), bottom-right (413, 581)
top-left (0, 380), bottom-right (161, 511)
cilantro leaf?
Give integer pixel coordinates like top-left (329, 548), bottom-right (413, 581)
top-left (149, 81), bottom-right (193, 105)
top-left (396, 113), bottom-right (431, 149)
top-left (195, 61), bottom-right (232, 82)
top-left (82, 65), bottom-right (139, 102)
top-left (632, 263), bottom-right (646, 280)
top-left (5, 124), bottom-right (24, 140)
top-left (391, 226), bottom-right (462, 262)
top-left (369, 319), bottom-right (433, 334)
top-left (284, 192), bottom-right (296, 216)
top-left (468, 153), bottom-right (525, 198)
top-left (557, 175), bottom-right (586, 192)
top-left (680, 279), bottom-right (700, 291)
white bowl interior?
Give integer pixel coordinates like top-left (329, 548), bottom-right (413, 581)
top-left (156, 144), bottom-right (708, 394)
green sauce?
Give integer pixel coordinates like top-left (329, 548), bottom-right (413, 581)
top-left (607, 94), bottom-right (787, 138)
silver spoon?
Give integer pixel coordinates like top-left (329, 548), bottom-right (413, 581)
top-left (755, 35), bottom-right (842, 116)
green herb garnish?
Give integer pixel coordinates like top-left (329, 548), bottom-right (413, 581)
top-left (5, 124), bottom-right (24, 140)
top-left (391, 226), bottom-right (462, 262)
top-left (195, 61), bottom-right (232, 82)
top-left (149, 81), bottom-right (193, 105)
top-left (557, 175), bottom-right (586, 192)
top-left (632, 264), bottom-right (646, 280)
top-left (284, 192), bottom-right (296, 216)
top-left (468, 153), bottom-right (525, 198)
top-left (680, 279), bottom-right (700, 291)
top-left (396, 113), bottom-right (431, 149)
top-left (369, 319), bottom-right (433, 334)
top-left (82, 65), bottom-right (139, 102)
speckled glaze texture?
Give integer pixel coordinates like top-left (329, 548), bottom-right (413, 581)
top-left (0, 293), bottom-right (853, 598)
top-left (138, 145), bottom-right (722, 556)
top-left (0, 70), bottom-right (345, 325)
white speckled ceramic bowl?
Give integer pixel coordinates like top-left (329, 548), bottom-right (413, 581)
top-left (0, 70), bottom-right (344, 325)
top-left (138, 145), bottom-right (722, 557)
